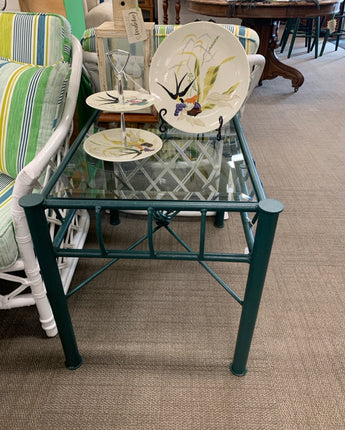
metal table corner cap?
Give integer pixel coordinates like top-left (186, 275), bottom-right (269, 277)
top-left (19, 193), bottom-right (45, 208)
top-left (259, 198), bottom-right (284, 214)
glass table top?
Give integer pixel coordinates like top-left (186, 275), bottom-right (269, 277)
top-left (49, 118), bottom-right (256, 204)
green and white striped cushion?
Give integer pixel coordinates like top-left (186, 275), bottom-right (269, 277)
top-left (81, 28), bottom-right (97, 53)
top-left (0, 12), bottom-right (72, 66)
top-left (0, 12), bottom-right (73, 269)
top-left (80, 24), bottom-right (259, 56)
top-left (154, 24), bottom-right (259, 55)
top-left (0, 173), bottom-right (17, 270)
top-left (0, 59), bottom-right (70, 178)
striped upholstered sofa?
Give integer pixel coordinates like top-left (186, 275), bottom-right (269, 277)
top-left (0, 12), bottom-right (89, 337)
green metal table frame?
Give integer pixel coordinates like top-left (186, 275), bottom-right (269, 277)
top-left (20, 112), bottom-right (283, 376)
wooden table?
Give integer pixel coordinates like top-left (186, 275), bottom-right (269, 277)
top-left (187, 0), bottom-right (341, 90)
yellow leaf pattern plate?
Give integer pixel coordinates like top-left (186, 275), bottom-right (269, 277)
top-left (149, 22), bottom-right (250, 133)
top-left (83, 128), bottom-right (163, 162)
top-left (86, 90), bottom-right (154, 112)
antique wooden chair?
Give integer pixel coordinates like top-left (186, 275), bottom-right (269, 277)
top-left (0, 12), bottom-right (89, 337)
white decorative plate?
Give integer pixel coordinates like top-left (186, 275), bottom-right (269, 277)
top-left (149, 22), bottom-right (250, 133)
top-left (83, 128), bottom-right (162, 162)
top-left (86, 90), bottom-right (154, 112)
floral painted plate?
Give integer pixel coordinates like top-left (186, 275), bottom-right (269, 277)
top-left (149, 22), bottom-right (250, 133)
top-left (83, 128), bottom-right (162, 162)
top-left (86, 90), bottom-right (154, 112)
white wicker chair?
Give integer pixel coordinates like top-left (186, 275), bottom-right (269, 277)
top-left (82, 0), bottom-right (112, 29)
top-left (0, 12), bottom-right (89, 337)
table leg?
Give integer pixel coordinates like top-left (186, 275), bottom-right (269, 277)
top-left (230, 199), bottom-right (283, 376)
top-left (175, 0), bottom-right (181, 24)
top-left (20, 194), bottom-right (82, 370)
top-left (214, 210), bottom-right (225, 228)
top-left (243, 19), bottom-right (304, 92)
top-left (110, 209), bottom-right (121, 225)
top-left (162, 0), bottom-right (181, 24)
top-left (163, 0), bottom-right (168, 24)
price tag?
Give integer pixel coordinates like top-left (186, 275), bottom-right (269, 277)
top-left (122, 8), bottom-right (147, 43)
top-left (327, 19), bottom-right (337, 34)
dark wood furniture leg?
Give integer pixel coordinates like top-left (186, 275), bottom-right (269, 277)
top-left (163, 0), bottom-right (168, 24)
top-left (175, 0), bottom-right (181, 24)
top-left (243, 18), bottom-right (304, 91)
